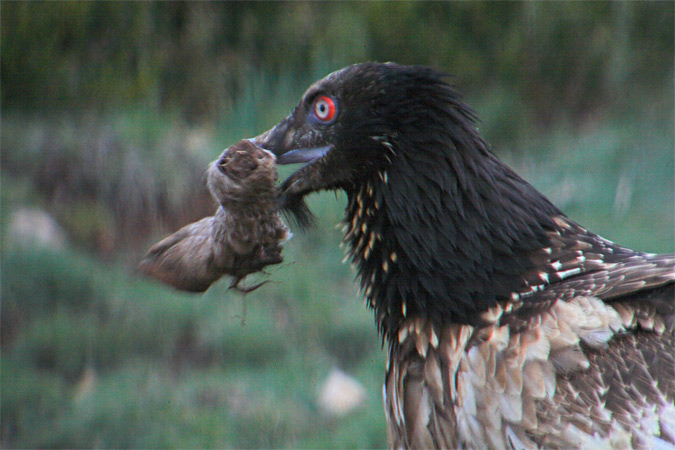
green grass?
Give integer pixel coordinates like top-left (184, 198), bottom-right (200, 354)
top-left (1, 238), bottom-right (385, 448)
top-left (498, 119), bottom-right (674, 253)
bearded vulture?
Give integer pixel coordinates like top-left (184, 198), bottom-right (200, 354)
top-left (250, 62), bottom-right (674, 449)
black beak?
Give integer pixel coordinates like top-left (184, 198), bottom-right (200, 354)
top-left (249, 118), bottom-right (329, 227)
top-left (249, 116), bottom-right (291, 156)
top-left (251, 117), bottom-right (331, 166)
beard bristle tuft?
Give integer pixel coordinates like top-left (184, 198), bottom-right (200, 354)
top-left (280, 193), bottom-right (315, 229)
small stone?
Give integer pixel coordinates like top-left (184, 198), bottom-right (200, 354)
top-left (317, 368), bottom-right (367, 416)
top-left (7, 207), bottom-right (67, 250)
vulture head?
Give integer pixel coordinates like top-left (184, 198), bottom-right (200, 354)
top-left (253, 62), bottom-right (486, 223)
top-left (251, 62), bottom-right (562, 333)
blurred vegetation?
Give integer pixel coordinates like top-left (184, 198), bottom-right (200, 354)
top-left (3, 2), bottom-right (673, 121)
top-left (1, 2), bottom-right (673, 448)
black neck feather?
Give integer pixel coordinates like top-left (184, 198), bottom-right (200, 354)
top-left (343, 95), bottom-right (563, 339)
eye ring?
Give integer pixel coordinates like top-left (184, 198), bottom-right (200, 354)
top-left (313, 95), bottom-right (337, 122)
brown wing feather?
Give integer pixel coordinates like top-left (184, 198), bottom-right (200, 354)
top-left (501, 216), bottom-right (674, 332)
top-left (385, 279), bottom-right (674, 449)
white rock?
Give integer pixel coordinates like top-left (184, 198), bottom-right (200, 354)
top-left (317, 368), bottom-right (366, 416)
top-left (7, 207), bottom-right (67, 250)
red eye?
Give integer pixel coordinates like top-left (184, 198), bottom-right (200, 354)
top-left (313, 95), bottom-right (336, 122)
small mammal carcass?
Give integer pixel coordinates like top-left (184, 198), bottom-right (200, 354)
top-left (139, 140), bottom-right (290, 292)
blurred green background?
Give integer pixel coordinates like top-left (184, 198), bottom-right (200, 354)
top-left (2, 2), bottom-right (673, 448)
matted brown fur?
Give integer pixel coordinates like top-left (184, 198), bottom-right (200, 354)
top-left (139, 140), bottom-right (289, 292)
